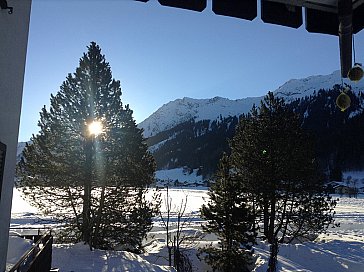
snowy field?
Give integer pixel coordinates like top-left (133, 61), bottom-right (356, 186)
top-left (8, 187), bottom-right (364, 272)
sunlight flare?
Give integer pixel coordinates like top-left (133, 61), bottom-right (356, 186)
top-left (88, 121), bottom-right (103, 136)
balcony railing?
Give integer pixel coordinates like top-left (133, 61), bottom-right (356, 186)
top-left (9, 233), bottom-right (53, 272)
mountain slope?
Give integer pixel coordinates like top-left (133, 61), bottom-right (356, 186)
top-left (145, 87), bottom-right (364, 179)
top-left (139, 96), bottom-right (257, 138)
top-left (139, 70), bottom-right (364, 138)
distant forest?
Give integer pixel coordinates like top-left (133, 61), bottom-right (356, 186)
top-left (147, 86), bottom-right (364, 180)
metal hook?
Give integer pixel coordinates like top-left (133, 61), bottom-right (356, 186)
top-left (0, 0), bottom-right (13, 14)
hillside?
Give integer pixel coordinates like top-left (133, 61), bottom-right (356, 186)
top-left (141, 71), bottom-right (364, 179)
top-left (139, 70), bottom-right (364, 138)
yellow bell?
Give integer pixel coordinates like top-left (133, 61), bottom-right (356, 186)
top-left (347, 63), bottom-right (364, 82)
top-left (336, 92), bottom-right (351, 112)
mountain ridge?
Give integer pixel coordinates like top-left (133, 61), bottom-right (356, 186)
top-left (139, 70), bottom-right (364, 137)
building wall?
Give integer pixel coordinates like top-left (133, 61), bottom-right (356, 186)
top-left (0, 1), bottom-right (31, 271)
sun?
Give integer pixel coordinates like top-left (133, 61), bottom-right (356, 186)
top-left (88, 121), bottom-right (103, 136)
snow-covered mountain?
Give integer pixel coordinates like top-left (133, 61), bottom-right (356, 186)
top-left (274, 70), bottom-right (364, 101)
top-left (139, 96), bottom-right (258, 137)
top-left (139, 70), bottom-right (364, 137)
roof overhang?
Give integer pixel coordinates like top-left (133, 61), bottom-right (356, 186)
top-left (136, 0), bottom-right (364, 78)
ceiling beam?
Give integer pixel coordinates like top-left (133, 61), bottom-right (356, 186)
top-left (338, 0), bottom-right (353, 78)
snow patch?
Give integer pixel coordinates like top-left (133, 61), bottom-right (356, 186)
top-left (6, 236), bottom-right (33, 269)
top-left (155, 168), bottom-right (204, 184)
top-left (52, 243), bottom-right (174, 272)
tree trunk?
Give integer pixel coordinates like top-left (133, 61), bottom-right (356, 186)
top-left (82, 182), bottom-right (91, 245)
top-left (268, 197), bottom-right (276, 244)
top-left (267, 197), bottom-right (278, 271)
top-left (280, 194), bottom-right (295, 242)
top-left (82, 139), bottom-right (93, 246)
top-left (267, 238), bottom-right (279, 272)
top-left (92, 183), bottom-right (106, 247)
top-left (263, 199), bottom-right (269, 239)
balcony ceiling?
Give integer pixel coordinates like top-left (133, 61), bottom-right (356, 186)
top-left (137, 0), bottom-right (364, 78)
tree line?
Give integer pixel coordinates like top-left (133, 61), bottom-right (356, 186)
top-left (149, 86), bottom-right (364, 181)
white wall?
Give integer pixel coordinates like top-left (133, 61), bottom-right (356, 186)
top-left (0, 1), bottom-right (31, 271)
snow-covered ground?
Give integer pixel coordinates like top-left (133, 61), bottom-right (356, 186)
top-left (8, 187), bottom-right (364, 272)
top-left (156, 168), bottom-right (204, 184)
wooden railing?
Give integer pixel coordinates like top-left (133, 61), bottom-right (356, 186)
top-left (9, 226), bottom-right (51, 242)
top-left (9, 233), bottom-right (53, 272)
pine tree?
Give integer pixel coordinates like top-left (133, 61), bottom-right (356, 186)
top-left (17, 42), bottom-right (158, 251)
top-left (200, 154), bottom-right (256, 272)
top-left (230, 92), bottom-right (337, 271)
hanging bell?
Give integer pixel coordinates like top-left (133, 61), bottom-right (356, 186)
top-left (347, 63), bottom-right (364, 82)
top-left (336, 92), bottom-right (351, 112)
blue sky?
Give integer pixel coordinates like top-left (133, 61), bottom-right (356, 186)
top-left (19, 0), bottom-right (364, 141)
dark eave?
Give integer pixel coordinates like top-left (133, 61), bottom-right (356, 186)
top-left (135, 0), bottom-right (364, 78)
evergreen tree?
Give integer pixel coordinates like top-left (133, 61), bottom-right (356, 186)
top-left (17, 42), bottom-right (158, 251)
top-left (230, 92), bottom-right (336, 272)
top-left (200, 154), bottom-right (256, 272)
